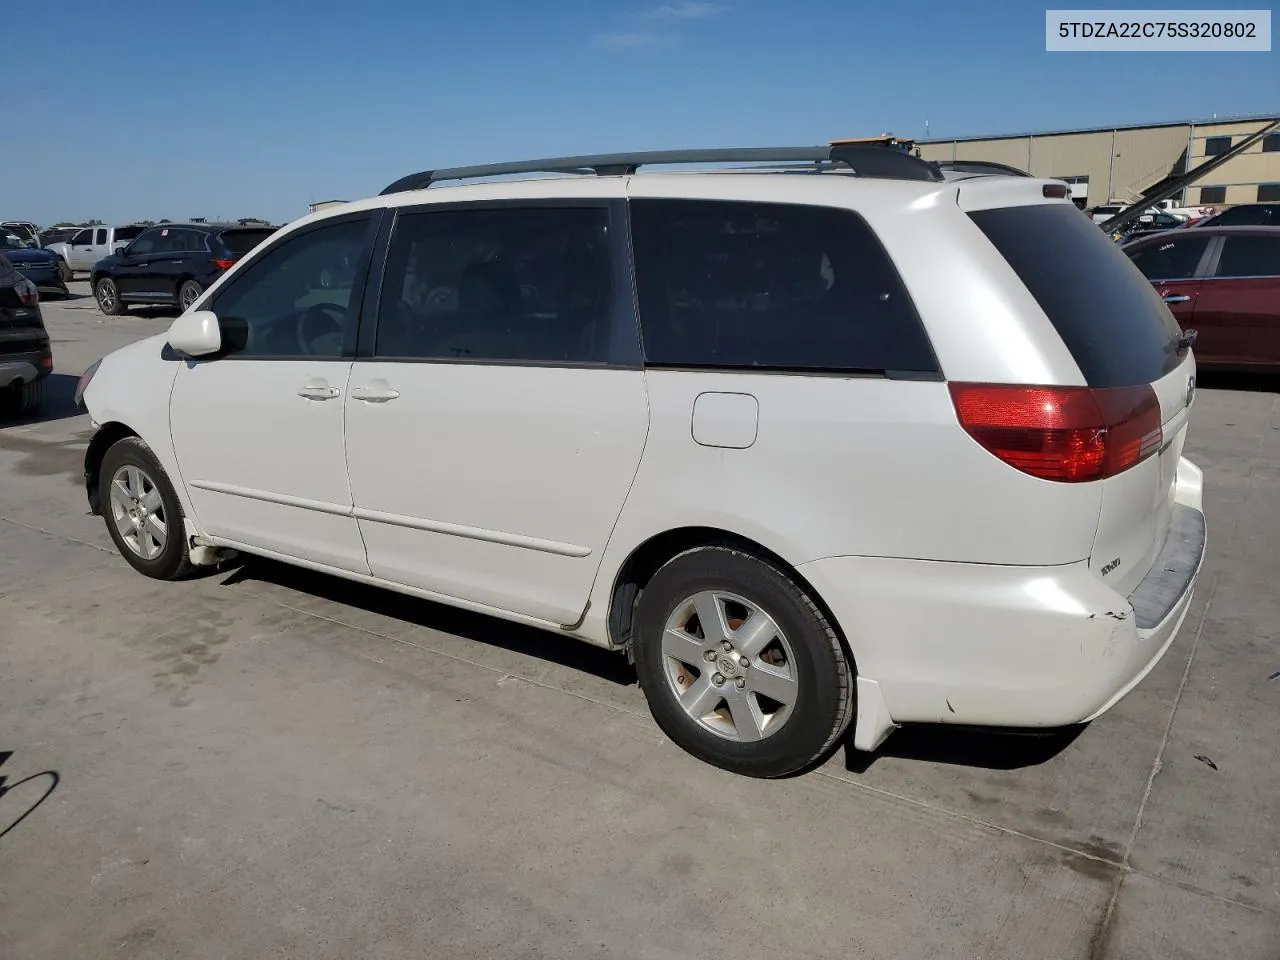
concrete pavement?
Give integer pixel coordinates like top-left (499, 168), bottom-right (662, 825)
top-left (1, 283), bottom-right (1276, 959)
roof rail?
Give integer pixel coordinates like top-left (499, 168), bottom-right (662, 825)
top-left (379, 144), bottom-right (944, 195)
top-left (935, 160), bottom-right (1032, 177)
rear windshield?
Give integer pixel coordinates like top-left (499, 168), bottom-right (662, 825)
top-left (217, 228), bottom-right (274, 256)
top-left (114, 225), bottom-right (145, 242)
top-left (969, 204), bottom-right (1183, 388)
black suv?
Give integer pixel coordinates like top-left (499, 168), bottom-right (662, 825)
top-left (91, 223), bottom-right (275, 315)
top-left (0, 253), bottom-right (52, 415)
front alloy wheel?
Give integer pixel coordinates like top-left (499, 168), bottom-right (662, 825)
top-left (95, 278), bottom-right (123, 315)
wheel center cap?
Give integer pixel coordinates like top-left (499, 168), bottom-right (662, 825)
top-left (717, 654), bottom-right (739, 679)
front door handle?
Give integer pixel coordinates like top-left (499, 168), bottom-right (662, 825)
top-left (297, 383), bottom-right (340, 400)
top-left (1162, 294), bottom-right (1191, 303)
top-left (351, 381), bottom-right (400, 403)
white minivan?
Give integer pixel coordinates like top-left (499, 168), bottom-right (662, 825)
top-left (76, 146), bottom-right (1206, 777)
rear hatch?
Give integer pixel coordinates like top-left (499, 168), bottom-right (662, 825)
top-left (968, 202), bottom-right (1193, 598)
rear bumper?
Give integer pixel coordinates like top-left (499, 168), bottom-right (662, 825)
top-left (798, 457), bottom-right (1207, 737)
top-left (0, 356), bottom-right (49, 388)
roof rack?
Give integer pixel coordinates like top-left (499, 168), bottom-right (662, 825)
top-left (935, 160), bottom-right (1032, 178)
top-left (379, 144), bottom-right (944, 195)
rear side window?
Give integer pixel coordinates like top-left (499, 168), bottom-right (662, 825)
top-left (218, 229), bottom-right (275, 256)
top-left (629, 199), bottom-right (937, 375)
top-left (1125, 235), bottom-right (1211, 280)
top-left (1215, 235), bottom-right (1280, 278)
top-left (374, 206), bottom-right (617, 364)
top-left (970, 204), bottom-right (1182, 388)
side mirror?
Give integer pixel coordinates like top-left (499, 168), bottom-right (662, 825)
top-left (167, 310), bottom-right (221, 357)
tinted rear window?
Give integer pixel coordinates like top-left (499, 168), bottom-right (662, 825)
top-left (217, 229), bottom-right (274, 255)
top-left (114, 225), bottom-right (145, 242)
top-left (630, 199), bottom-right (938, 375)
top-left (969, 204), bottom-right (1182, 388)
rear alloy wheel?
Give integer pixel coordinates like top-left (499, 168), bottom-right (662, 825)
top-left (633, 545), bottom-right (855, 778)
top-left (99, 437), bottom-right (192, 580)
top-left (178, 280), bottom-right (203, 311)
top-left (95, 278), bottom-right (124, 316)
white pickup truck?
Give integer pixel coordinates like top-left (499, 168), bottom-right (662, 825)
top-left (44, 224), bottom-right (147, 278)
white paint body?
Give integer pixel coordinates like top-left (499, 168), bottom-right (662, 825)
top-left (82, 167), bottom-right (1205, 750)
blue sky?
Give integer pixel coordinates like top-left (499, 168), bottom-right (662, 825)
top-left (6, 0), bottom-right (1277, 226)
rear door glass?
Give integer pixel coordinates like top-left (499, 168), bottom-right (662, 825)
top-left (969, 204), bottom-right (1183, 388)
top-left (1125, 235), bottom-right (1211, 280)
top-left (629, 199), bottom-right (938, 375)
top-left (1214, 235), bottom-right (1280, 278)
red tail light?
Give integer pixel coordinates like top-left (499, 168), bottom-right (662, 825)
top-left (949, 383), bottom-right (1162, 482)
top-left (211, 258), bottom-right (236, 271)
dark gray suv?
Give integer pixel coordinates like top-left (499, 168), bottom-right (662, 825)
top-left (0, 252), bottom-right (52, 415)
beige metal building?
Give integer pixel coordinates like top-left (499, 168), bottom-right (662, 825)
top-left (916, 113), bottom-right (1280, 208)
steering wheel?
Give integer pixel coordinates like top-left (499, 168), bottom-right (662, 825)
top-left (296, 303), bottom-right (346, 355)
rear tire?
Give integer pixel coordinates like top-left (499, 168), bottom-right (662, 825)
top-left (178, 280), bottom-right (203, 311)
top-left (17, 377), bottom-right (44, 415)
top-left (99, 437), bottom-right (193, 581)
top-left (632, 545), bottom-right (855, 778)
top-left (95, 277), bottom-right (125, 315)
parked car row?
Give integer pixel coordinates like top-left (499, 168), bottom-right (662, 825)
top-left (0, 229), bottom-right (69, 299)
top-left (90, 222), bottom-right (276, 314)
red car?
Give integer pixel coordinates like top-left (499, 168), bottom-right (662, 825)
top-left (1123, 226), bottom-right (1280, 370)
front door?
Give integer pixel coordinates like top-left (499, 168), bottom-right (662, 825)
top-left (68, 229), bottom-right (96, 272)
top-left (111, 227), bottom-right (161, 297)
top-left (1125, 230), bottom-right (1213, 354)
top-left (168, 212), bottom-right (381, 573)
top-left (344, 201), bottom-right (649, 625)
top-left (1193, 233), bottom-right (1280, 367)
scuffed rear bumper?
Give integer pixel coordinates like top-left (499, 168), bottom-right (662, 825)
top-left (798, 457), bottom-right (1206, 741)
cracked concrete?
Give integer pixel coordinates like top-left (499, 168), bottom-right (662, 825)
top-left (1, 285), bottom-right (1277, 958)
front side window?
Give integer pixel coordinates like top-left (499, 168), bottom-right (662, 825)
top-left (126, 229), bottom-right (163, 256)
top-left (375, 206), bottom-right (615, 364)
top-left (72, 229), bottom-right (92, 246)
top-left (209, 217), bottom-right (371, 358)
top-left (1215, 236), bottom-right (1280, 278)
top-left (630, 199), bottom-right (937, 375)
top-left (1126, 236), bottom-right (1211, 280)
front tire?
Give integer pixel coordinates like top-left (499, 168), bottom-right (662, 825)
top-left (99, 437), bottom-right (193, 580)
top-left (95, 277), bottom-right (125, 315)
top-left (57, 258), bottom-right (72, 282)
top-left (632, 545), bottom-right (855, 778)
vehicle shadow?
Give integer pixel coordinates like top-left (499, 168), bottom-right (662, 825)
top-left (1197, 370), bottom-right (1280, 394)
top-left (126, 306), bottom-right (182, 320)
top-left (0, 373), bottom-right (84, 427)
top-left (842, 723), bottom-right (1085, 774)
top-left (0, 750), bottom-right (61, 842)
top-left (217, 557), bottom-right (639, 687)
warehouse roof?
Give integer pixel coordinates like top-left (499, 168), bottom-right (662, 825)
top-left (918, 111), bottom-right (1280, 144)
